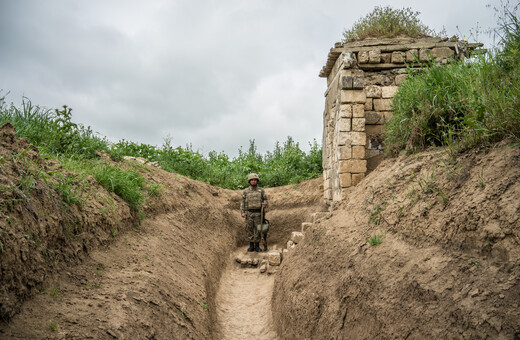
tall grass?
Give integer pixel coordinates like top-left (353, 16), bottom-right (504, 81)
top-left (0, 97), bottom-right (108, 159)
top-left (385, 6), bottom-right (520, 155)
top-left (0, 93), bottom-right (322, 192)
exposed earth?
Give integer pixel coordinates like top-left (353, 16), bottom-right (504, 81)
top-left (0, 123), bottom-right (519, 339)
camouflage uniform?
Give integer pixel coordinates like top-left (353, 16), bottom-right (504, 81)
top-left (240, 185), bottom-right (268, 243)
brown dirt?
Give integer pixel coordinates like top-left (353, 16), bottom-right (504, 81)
top-left (215, 248), bottom-right (279, 340)
top-left (273, 143), bottom-right (520, 339)
top-left (1, 122), bottom-right (519, 339)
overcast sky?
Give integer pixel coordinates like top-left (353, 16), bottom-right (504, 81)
top-left (0, 0), bottom-right (506, 157)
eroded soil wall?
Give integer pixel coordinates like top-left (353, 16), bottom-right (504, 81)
top-left (273, 144), bottom-right (520, 339)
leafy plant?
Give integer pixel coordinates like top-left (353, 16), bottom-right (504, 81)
top-left (147, 183), bottom-right (162, 197)
top-left (469, 258), bottom-right (480, 266)
top-left (198, 299), bottom-right (209, 309)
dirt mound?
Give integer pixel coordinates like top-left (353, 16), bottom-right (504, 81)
top-left (0, 122), bottom-right (136, 321)
top-left (273, 143), bottom-right (520, 339)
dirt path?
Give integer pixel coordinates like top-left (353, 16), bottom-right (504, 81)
top-left (215, 248), bottom-right (280, 340)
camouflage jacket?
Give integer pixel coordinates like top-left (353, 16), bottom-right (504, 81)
top-left (240, 186), bottom-right (268, 213)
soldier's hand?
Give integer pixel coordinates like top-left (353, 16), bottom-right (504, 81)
top-left (241, 213), bottom-right (246, 218)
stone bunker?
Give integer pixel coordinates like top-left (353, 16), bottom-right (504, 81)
top-left (319, 37), bottom-right (482, 206)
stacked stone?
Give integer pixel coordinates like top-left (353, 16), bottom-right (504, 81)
top-left (320, 37), bottom-right (482, 207)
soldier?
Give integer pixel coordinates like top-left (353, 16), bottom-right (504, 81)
top-left (240, 173), bottom-right (268, 252)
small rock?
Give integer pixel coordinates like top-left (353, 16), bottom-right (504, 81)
top-left (235, 256), bottom-right (242, 264)
top-left (252, 258), bottom-right (259, 266)
top-left (301, 222), bottom-right (313, 232)
top-left (259, 263), bottom-right (267, 273)
top-left (291, 231), bottom-right (304, 244)
top-left (470, 288), bottom-right (479, 297)
top-left (268, 251), bottom-right (282, 266)
top-left (499, 294), bottom-right (505, 299)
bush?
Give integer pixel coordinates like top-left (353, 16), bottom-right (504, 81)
top-left (1, 94), bottom-right (322, 190)
top-left (343, 6), bottom-right (435, 42)
top-left (385, 5), bottom-right (520, 155)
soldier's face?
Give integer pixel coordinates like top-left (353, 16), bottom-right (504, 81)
top-left (250, 179), bottom-right (258, 186)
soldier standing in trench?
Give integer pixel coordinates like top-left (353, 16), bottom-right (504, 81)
top-left (240, 173), bottom-right (268, 252)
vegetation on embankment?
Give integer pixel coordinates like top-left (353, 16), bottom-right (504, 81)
top-left (384, 5), bottom-right (520, 156)
top-left (0, 96), bottom-right (322, 197)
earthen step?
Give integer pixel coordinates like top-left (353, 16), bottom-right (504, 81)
top-left (301, 222), bottom-right (313, 232)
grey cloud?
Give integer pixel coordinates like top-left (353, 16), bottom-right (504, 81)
top-left (0, 0), bottom-right (505, 155)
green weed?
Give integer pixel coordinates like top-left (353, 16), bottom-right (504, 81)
top-left (147, 183), bottom-right (162, 197)
top-left (369, 204), bottom-right (384, 225)
top-left (18, 175), bottom-right (35, 196)
top-left (48, 320), bottom-right (58, 331)
top-left (367, 233), bottom-right (383, 246)
top-left (51, 173), bottom-right (83, 206)
top-left (469, 258), bottom-right (480, 266)
top-left (198, 299), bottom-right (209, 309)
top-left (50, 287), bottom-right (60, 299)
top-left (110, 229), bottom-right (117, 237)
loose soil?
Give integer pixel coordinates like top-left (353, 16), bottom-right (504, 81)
top-left (0, 123), bottom-right (519, 339)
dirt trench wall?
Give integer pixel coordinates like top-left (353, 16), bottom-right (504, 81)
top-left (273, 144), bottom-right (520, 339)
top-left (320, 37), bottom-right (481, 207)
top-left (0, 123), bottom-right (246, 338)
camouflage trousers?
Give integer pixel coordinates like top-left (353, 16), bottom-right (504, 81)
top-left (245, 211), bottom-right (264, 243)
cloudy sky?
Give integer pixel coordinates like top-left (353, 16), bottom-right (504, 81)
top-left (0, 0), bottom-right (505, 157)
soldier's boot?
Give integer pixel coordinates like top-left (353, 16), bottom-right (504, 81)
top-left (254, 242), bottom-right (262, 252)
top-left (247, 242), bottom-right (255, 252)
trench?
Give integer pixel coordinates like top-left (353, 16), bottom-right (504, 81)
top-left (214, 247), bottom-right (280, 340)
top-left (0, 176), bottom-right (322, 339)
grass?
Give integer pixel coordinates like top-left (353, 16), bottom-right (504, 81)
top-left (93, 164), bottom-right (145, 211)
top-left (343, 6), bottom-right (436, 42)
top-left (385, 4), bottom-right (520, 156)
top-left (1, 93), bottom-right (322, 191)
top-left (367, 233), bottom-right (383, 246)
top-left (48, 320), bottom-right (58, 331)
top-left (49, 287), bottom-right (60, 299)
top-left (198, 299), bottom-right (209, 310)
top-left (369, 204), bottom-right (384, 226)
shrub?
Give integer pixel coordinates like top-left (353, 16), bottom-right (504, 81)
top-left (385, 5), bottom-right (520, 155)
top-left (343, 6), bottom-right (435, 42)
top-left (1, 94), bottom-right (322, 190)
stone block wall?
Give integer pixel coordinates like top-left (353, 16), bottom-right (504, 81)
top-left (320, 37), bottom-right (482, 206)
